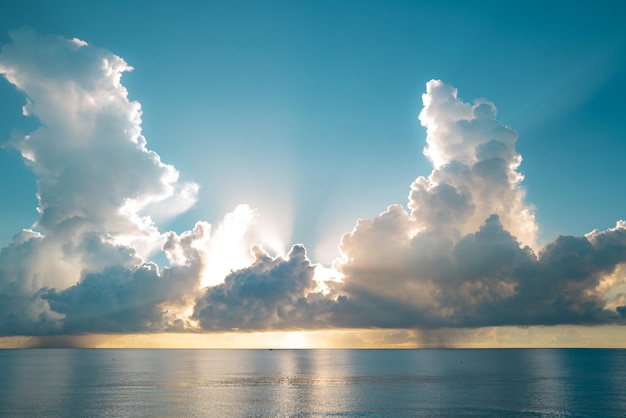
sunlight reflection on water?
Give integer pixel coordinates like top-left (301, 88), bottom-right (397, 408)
top-left (1, 348), bottom-right (625, 417)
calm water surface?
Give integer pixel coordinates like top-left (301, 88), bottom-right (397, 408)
top-left (1, 349), bottom-right (625, 417)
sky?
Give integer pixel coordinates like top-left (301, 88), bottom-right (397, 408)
top-left (1, 0), bottom-right (626, 348)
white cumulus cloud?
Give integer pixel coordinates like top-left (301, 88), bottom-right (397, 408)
top-left (0, 29), bottom-right (254, 335)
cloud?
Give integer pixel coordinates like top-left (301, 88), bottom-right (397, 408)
top-left (331, 210), bottom-right (626, 330)
top-left (42, 222), bottom-right (208, 333)
top-left (331, 81), bottom-right (626, 329)
top-left (1, 29), bottom-right (626, 340)
top-left (0, 28), bottom-right (197, 255)
top-left (0, 29), bottom-right (224, 335)
top-left (193, 244), bottom-right (333, 331)
top-left (413, 80), bottom-right (537, 247)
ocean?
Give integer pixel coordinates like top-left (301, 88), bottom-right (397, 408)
top-left (1, 348), bottom-right (625, 417)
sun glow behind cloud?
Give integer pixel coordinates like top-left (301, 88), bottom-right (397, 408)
top-left (200, 204), bottom-right (256, 288)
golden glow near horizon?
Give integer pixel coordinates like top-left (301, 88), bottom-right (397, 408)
top-left (4, 326), bottom-right (626, 349)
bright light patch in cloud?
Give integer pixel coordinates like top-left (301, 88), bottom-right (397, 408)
top-left (312, 264), bottom-right (344, 295)
top-left (201, 204), bottom-right (256, 287)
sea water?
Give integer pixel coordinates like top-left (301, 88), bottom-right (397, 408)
top-left (1, 349), bottom-right (625, 417)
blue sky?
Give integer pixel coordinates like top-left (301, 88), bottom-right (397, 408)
top-left (1, 1), bottom-right (626, 347)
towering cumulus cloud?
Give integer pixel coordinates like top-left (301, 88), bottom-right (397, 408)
top-left (332, 81), bottom-right (626, 328)
top-left (0, 28), bottom-right (214, 334)
top-left (1, 29), bottom-right (626, 340)
top-left (414, 81), bottom-right (537, 246)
